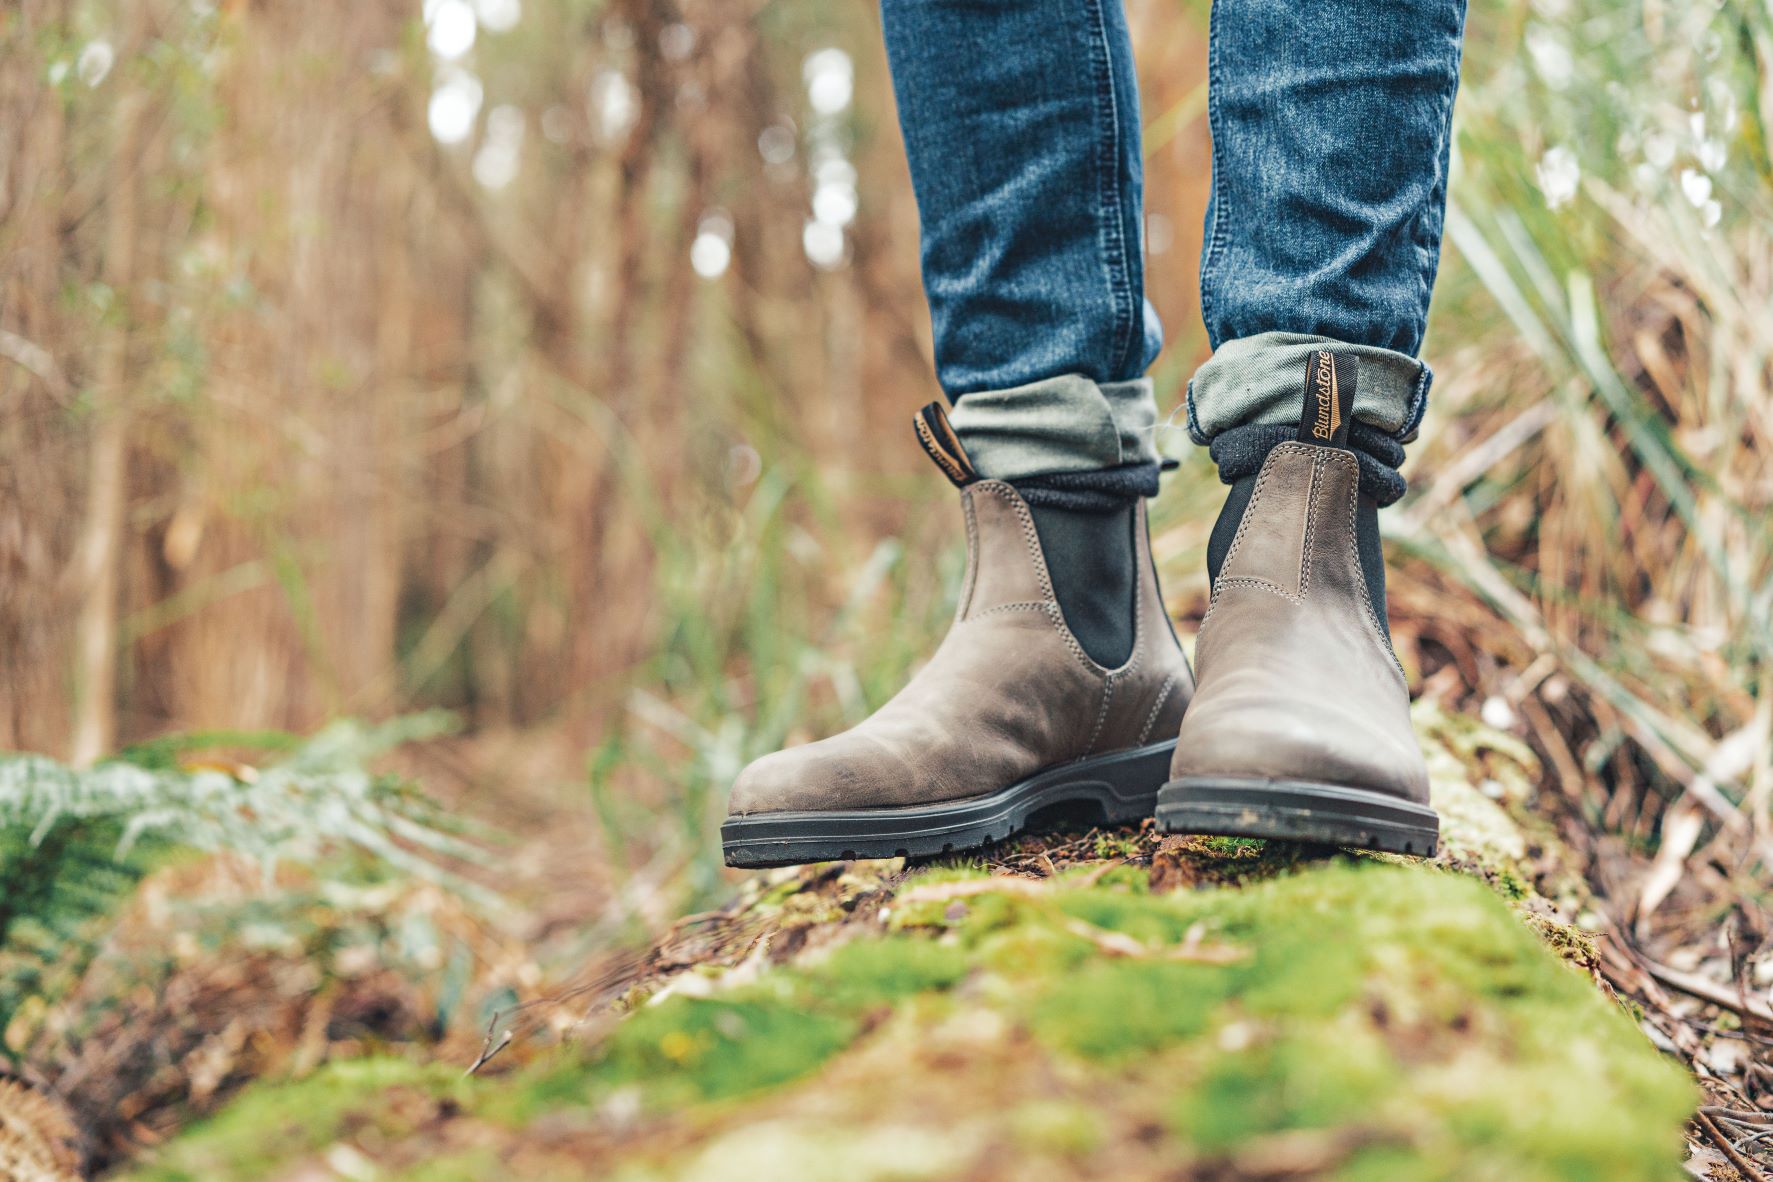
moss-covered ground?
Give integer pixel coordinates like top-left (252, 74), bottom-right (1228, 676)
top-left (122, 711), bottom-right (1695, 1181)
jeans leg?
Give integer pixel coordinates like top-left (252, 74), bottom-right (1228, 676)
top-left (1188, 0), bottom-right (1468, 455)
top-left (882, 0), bottom-right (1164, 480)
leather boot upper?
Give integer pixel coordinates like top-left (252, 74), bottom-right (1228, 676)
top-left (1169, 442), bottom-right (1429, 803)
top-left (728, 482), bottom-right (1193, 816)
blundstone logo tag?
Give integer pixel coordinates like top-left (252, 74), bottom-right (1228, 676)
top-left (913, 401), bottom-right (979, 487)
top-left (1296, 350), bottom-right (1357, 449)
top-left (1311, 351), bottom-right (1340, 441)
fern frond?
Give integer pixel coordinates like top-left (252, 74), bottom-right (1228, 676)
top-left (0, 712), bottom-right (496, 1043)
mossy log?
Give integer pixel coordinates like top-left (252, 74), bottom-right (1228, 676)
top-left (125, 708), bottom-right (1696, 1181)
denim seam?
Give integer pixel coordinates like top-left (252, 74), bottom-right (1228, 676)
top-left (1397, 363), bottom-right (1432, 441)
top-left (1197, 0), bottom-right (1230, 351)
top-left (1080, 0), bottom-right (1137, 383)
top-left (1412, 2), bottom-right (1468, 347)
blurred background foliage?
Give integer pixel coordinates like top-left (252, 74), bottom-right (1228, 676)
top-left (0, 0), bottom-right (1765, 1169)
top-left (3, 0), bottom-right (1768, 895)
top-left (0, 0), bottom-right (1770, 1142)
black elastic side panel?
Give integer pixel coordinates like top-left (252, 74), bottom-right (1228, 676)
top-left (1026, 501), bottom-right (1137, 669)
top-left (1206, 474), bottom-right (1258, 588)
top-left (1355, 493), bottom-right (1390, 640)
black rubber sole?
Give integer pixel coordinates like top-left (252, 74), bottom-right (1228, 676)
top-left (721, 739), bottom-right (1176, 869)
top-left (1155, 776), bottom-right (1439, 857)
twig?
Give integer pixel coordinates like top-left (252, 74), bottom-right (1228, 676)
top-left (1695, 1110), bottom-right (1772, 1182)
top-left (1642, 957), bottom-right (1773, 1026)
top-left (1680, 1018), bottom-right (1773, 1049)
top-left (465, 1014), bottom-right (514, 1078)
top-left (1703, 1106), bottom-right (1773, 1127)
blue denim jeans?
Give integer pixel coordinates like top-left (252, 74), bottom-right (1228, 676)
top-left (881, 0), bottom-right (1468, 482)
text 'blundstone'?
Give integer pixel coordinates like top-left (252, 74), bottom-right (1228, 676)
top-left (1157, 352), bottom-right (1438, 856)
top-left (722, 404), bottom-right (1194, 868)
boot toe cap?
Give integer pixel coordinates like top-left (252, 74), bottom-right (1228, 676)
top-left (727, 737), bottom-right (921, 817)
top-left (726, 750), bottom-right (803, 817)
top-left (1172, 694), bottom-right (1429, 805)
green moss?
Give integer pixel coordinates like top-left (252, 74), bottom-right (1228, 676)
top-left (1201, 835), bottom-right (1266, 856)
top-left (1175, 1022), bottom-right (1398, 1150)
top-left (1053, 886), bottom-right (1202, 945)
top-left (394, 1150), bottom-right (528, 1182)
top-left (514, 994), bottom-right (856, 1117)
top-left (605, 1118), bottom-right (984, 1182)
top-left (1524, 913), bottom-right (1600, 966)
top-left (1029, 957), bottom-right (1234, 1059)
top-left (975, 916), bottom-right (1097, 978)
top-left (899, 860), bottom-right (991, 888)
top-left (1007, 1100), bottom-right (1106, 1157)
top-left (1489, 864), bottom-right (1530, 900)
top-left (791, 934), bottom-right (970, 1010)
top-left (129, 858), bottom-right (1696, 1182)
top-left (996, 863), bottom-right (1689, 1177)
top-left (494, 939), bottom-right (974, 1126)
top-left (752, 875), bottom-right (811, 911)
top-left (1092, 831), bottom-right (1141, 859)
top-left (126, 1057), bottom-right (463, 1182)
top-left (890, 880), bottom-right (1031, 933)
top-left (1061, 859), bottom-right (1148, 892)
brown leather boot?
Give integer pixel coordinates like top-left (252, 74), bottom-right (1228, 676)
top-left (722, 406), bottom-right (1194, 868)
top-left (1157, 352), bottom-right (1437, 856)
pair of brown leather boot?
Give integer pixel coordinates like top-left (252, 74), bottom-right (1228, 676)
top-left (722, 353), bottom-right (1436, 868)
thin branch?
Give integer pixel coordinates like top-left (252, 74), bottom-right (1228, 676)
top-left (1642, 956), bottom-right (1773, 1026)
top-left (1695, 1110), bottom-right (1772, 1182)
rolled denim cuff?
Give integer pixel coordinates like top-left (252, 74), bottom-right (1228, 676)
top-left (1185, 331), bottom-right (1431, 446)
top-left (947, 373), bottom-right (1159, 481)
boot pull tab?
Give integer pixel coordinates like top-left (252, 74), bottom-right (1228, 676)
top-left (1296, 349), bottom-right (1357, 449)
top-left (914, 400), bottom-right (980, 487)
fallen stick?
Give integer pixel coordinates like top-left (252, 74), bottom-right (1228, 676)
top-left (1694, 1110), bottom-right (1772, 1182)
top-left (1642, 958), bottom-right (1773, 1026)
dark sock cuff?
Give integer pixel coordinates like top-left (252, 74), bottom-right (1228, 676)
top-left (1207, 423), bottom-right (1408, 507)
top-left (1010, 461), bottom-right (1162, 513)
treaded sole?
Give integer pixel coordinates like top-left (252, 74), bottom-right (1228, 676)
top-left (1155, 776), bottom-right (1439, 858)
top-left (721, 739), bottom-right (1176, 869)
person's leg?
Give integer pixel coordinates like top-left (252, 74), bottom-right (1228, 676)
top-left (1159, 0), bottom-right (1467, 856)
top-left (880, 0), bottom-right (1162, 480)
top-left (881, 0), bottom-right (1168, 671)
top-left (723, 0), bottom-right (1195, 868)
top-left (1189, 0), bottom-right (1467, 489)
